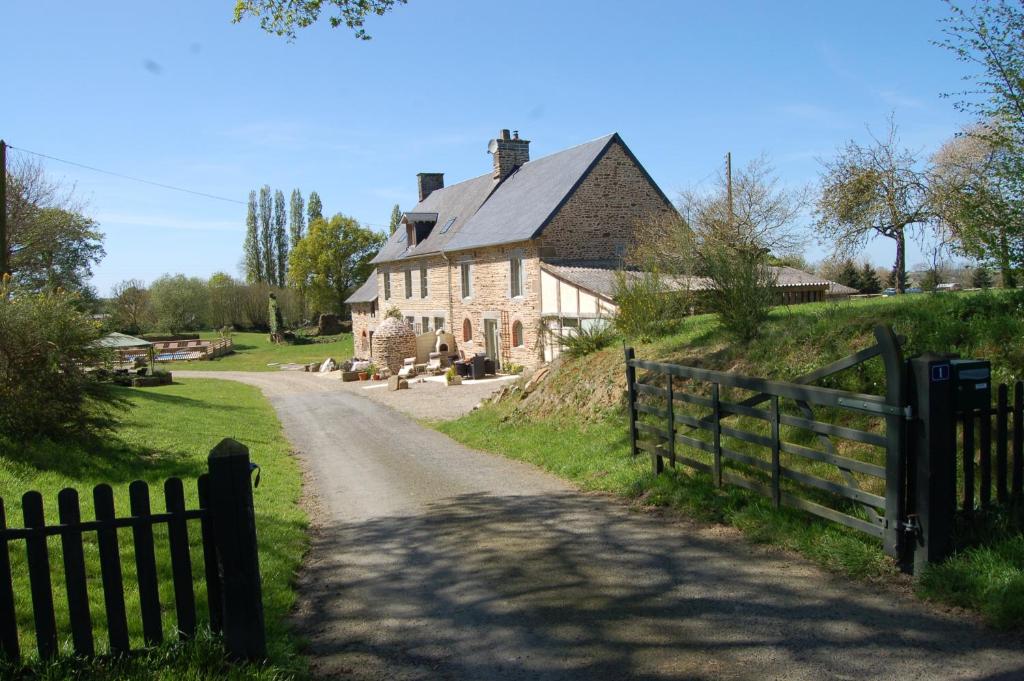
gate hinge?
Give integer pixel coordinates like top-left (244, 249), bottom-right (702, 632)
top-left (901, 514), bottom-right (921, 537)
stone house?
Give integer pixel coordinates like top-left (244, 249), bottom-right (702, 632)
top-left (346, 129), bottom-right (676, 369)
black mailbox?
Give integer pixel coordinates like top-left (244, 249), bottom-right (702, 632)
top-left (950, 359), bottom-right (991, 412)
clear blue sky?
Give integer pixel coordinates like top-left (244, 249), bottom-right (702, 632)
top-left (2, 1), bottom-right (972, 294)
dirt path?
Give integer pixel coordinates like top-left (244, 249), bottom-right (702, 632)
top-left (177, 371), bottom-right (1024, 680)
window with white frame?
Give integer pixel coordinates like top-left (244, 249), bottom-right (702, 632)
top-left (421, 316), bottom-right (431, 332)
top-left (434, 316), bottom-right (445, 332)
top-left (510, 253), bottom-right (524, 297)
top-left (420, 264), bottom-right (428, 298)
top-left (460, 261), bottom-right (473, 298)
top-left (404, 270), bottom-right (413, 298)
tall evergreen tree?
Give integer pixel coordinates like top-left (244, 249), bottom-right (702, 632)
top-left (274, 189), bottom-right (288, 286)
top-left (244, 190), bottom-right (262, 283)
top-left (388, 203), bottom-right (402, 235)
top-left (858, 262), bottom-right (881, 294)
top-left (972, 265), bottom-right (994, 289)
top-left (259, 185), bottom-right (274, 285)
top-left (307, 191), bottom-right (323, 223)
top-left (289, 189), bottom-right (305, 245)
top-left (835, 259), bottom-right (861, 291)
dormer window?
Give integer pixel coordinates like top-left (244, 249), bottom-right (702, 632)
top-left (402, 212), bottom-right (439, 246)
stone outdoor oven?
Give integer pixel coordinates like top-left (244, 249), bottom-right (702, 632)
top-left (371, 317), bottom-right (417, 374)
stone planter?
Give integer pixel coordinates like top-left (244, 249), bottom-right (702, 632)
top-left (446, 375), bottom-right (462, 386)
top-left (132, 372), bottom-right (173, 388)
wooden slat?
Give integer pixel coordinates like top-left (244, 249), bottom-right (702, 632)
top-left (0, 498), bottom-right (19, 663)
top-left (963, 415), bottom-right (975, 513)
top-left (780, 467), bottom-right (886, 508)
top-left (980, 406), bottom-right (992, 509)
top-left (1014, 382), bottom-right (1023, 496)
top-left (635, 403), bottom-right (669, 419)
top-left (718, 400), bottom-right (772, 421)
top-left (22, 491), bottom-right (57, 659)
top-left (778, 413), bottom-right (888, 448)
top-left (780, 492), bottom-right (885, 539)
top-left (57, 488), bottom-right (94, 657)
top-left (129, 481), bottom-right (163, 646)
top-left (677, 432), bottom-right (716, 456)
top-left (0, 509), bottom-right (205, 540)
top-left (636, 422), bottom-right (671, 441)
top-left (634, 382), bottom-right (668, 399)
top-left (165, 478), bottom-right (196, 640)
top-left (720, 446), bottom-right (772, 472)
top-left (672, 390), bottom-right (714, 409)
top-left (720, 424), bottom-right (773, 449)
top-left (780, 441), bottom-right (886, 479)
top-left (197, 475), bottom-right (223, 633)
top-left (722, 470), bottom-right (773, 497)
top-left (94, 484), bottom-right (130, 655)
top-left (771, 396), bottom-right (781, 509)
top-left (997, 385), bottom-right (1009, 504)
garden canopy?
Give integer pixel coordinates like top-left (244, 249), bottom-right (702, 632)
top-left (94, 332), bottom-right (152, 349)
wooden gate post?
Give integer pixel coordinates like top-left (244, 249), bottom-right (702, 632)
top-left (907, 355), bottom-right (957, 575)
top-left (625, 347), bottom-right (639, 458)
top-left (208, 438), bottom-right (267, 661)
top-left (875, 325), bottom-right (908, 566)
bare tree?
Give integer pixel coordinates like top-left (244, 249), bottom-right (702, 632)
top-left (110, 279), bottom-right (155, 335)
top-left (815, 118), bottom-right (931, 293)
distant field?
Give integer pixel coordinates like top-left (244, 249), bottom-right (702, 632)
top-left (170, 331), bottom-right (354, 372)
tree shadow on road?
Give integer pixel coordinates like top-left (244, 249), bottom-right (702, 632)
top-left (292, 492), bottom-right (1024, 681)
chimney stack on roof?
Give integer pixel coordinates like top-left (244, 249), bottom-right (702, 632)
top-left (489, 128), bottom-right (530, 182)
top-left (416, 172), bottom-right (444, 202)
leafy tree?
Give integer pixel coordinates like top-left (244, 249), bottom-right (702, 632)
top-left (307, 191), bottom-right (323, 223)
top-left (208, 272), bottom-right (242, 329)
top-left (274, 189), bottom-right (288, 286)
top-left (259, 185), bottom-right (274, 285)
top-left (0, 283), bottom-right (117, 440)
top-left (289, 188), bottom-right (305, 244)
top-left (816, 117), bottom-right (931, 294)
top-left (931, 128), bottom-right (1020, 287)
top-left (973, 265), bottom-right (994, 289)
top-left (288, 214), bottom-right (385, 315)
top-left (233, 0), bottom-right (407, 40)
top-left (244, 190), bottom-right (262, 283)
top-left (110, 279), bottom-right (155, 335)
top-left (5, 157), bottom-right (104, 294)
top-left (388, 203), bottom-right (402, 235)
top-left (858, 263), bottom-right (882, 294)
top-left (919, 268), bottom-right (941, 292)
top-left (149, 274), bottom-right (210, 333)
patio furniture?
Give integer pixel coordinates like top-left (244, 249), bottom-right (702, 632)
top-left (426, 352), bottom-right (444, 373)
top-left (484, 358), bottom-right (495, 375)
top-left (454, 360), bottom-right (471, 378)
top-left (397, 356), bottom-right (417, 379)
top-left (469, 353), bottom-right (487, 380)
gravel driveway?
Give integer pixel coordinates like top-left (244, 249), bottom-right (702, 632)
top-left (176, 371), bottom-right (1024, 680)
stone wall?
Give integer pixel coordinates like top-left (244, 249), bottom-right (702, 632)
top-left (538, 140), bottom-right (676, 260)
top-left (351, 303), bottom-right (377, 358)
top-left (378, 242), bottom-right (542, 369)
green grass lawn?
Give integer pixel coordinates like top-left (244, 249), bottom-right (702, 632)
top-left (439, 290), bottom-right (1024, 629)
top-left (0, 379), bottom-right (307, 679)
top-left (168, 332), bottom-right (353, 372)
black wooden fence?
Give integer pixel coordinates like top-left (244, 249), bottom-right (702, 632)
top-left (0, 438), bottom-right (265, 665)
top-left (957, 381), bottom-right (1024, 513)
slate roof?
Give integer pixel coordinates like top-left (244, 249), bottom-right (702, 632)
top-left (541, 263), bottom-right (838, 301)
top-left (372, 133), bottom-right (620, 265)
top-left (345, 269), bottom-right (378, 304)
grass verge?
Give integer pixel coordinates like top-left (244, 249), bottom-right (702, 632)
top-left (0, 378), bottom-right (307, 679)
top-left (173, 332), bottom-right (353, 372)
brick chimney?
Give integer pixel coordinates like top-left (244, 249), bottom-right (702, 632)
top-left (489, 129), bottom-right (530, 181)
top-left (417, 173), bottom-right (444, 202)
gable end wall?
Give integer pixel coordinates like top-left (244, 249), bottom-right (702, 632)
top-left (539, 140), bottom-right (675, 260)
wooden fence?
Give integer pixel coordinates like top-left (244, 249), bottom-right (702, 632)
top-left (0, 438), bottom-right (265, 665)
top-left (958, 381), bottom-right (1024, 513)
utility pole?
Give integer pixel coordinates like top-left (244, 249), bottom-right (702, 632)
top-left (725, 151), bottom-right (734, 229)
top-left (0, 139), bottom-right (7, 281)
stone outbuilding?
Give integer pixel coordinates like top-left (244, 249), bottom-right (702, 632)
top-left (370, 316), bottom-right (417, 374)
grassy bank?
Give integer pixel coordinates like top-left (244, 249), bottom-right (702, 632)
top-left (439, 290), bottom-right (1024, 628)
top-left (173, 331), bottom-right (353, 372)
top-left (0, 379), bottom-right (307, 679)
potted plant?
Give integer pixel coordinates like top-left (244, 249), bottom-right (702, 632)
top-left (368, 362), bottom-right (381, 380)
top-left (358, 364), bottom-right (370, 381)
top-left (445, 366), bottom-right (462, 386)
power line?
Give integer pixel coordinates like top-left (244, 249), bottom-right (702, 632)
top-left (7, 144), bottom-right (246, 205)
top-left (7, 142), bottom-right (395, 229)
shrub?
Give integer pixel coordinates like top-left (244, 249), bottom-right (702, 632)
top-left (612, 270), bottom-right (689, 341)
top-left (384, 305), bottom-right (403, 320)
top-left (149, 274), bottom-right (210, 333)
top-left (702, 245), bottom-right (778, 342)
top-left (0, 285), bottom-right (120, 439)
top-left (561, 319), bottom-right (619, 358)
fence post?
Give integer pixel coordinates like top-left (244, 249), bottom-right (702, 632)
top-left (208, 438), bottom-right (266, 661)
top-left (906, 355), bottom-right (957, 575)
top-left (875, 325), bottom-right (908, 566)
top-left (625, 347), bottom-right (639, 459)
